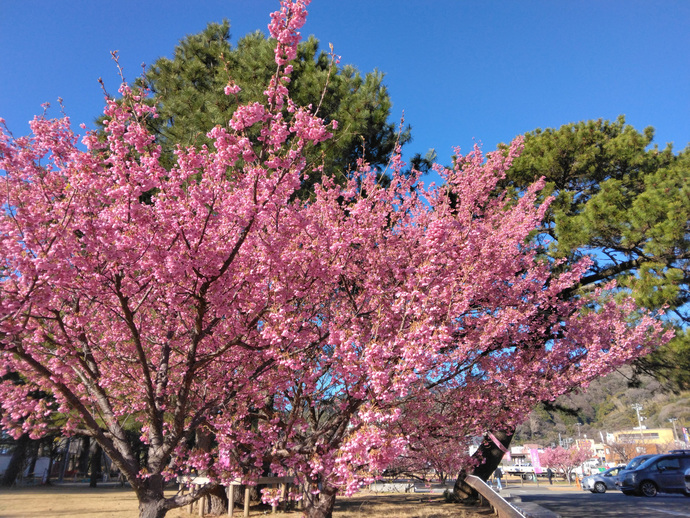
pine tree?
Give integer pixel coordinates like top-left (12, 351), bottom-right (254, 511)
top-left (503, 117), bottom-right (689, 390)
top-left (122, 21), bottom-right (409, 185)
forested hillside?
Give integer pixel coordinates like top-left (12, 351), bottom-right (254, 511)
top-left (514, 366), bottom-right (690, 446)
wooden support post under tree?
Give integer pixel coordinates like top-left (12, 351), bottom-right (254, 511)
top-left (187, 485), bottom-right (195, 514)
top-left (226, 485), bottom-right (235, 517)
top-left (178, 475), bottom-right (292, 517)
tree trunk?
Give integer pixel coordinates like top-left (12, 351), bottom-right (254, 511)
top-left (58, 437), bottom-right (71, 482)
top-left (135, 475), bottom-right (170, 518)
top-left (26, 439), bottom-right (39, 480)
top-left (193, 428), bottom-right (228, 514)
top-left (451, 470), bottom-right (477, 503)
top-left (204, 485), bottom-right (228, 514)
top-left (451, 428), bottom-right (513, 503)
top-left (303, 484), bottom-right (337, 518)
top-left (1, 433), bottom-right (30, 487)
top-left (89, 442), bottom-right (103, 488)
top-left (138, 496), bottom-right (168, 518)
top-left (45, 448), bottom-right (54, 485)
top-left (77, 436), bottom-right (90, 476)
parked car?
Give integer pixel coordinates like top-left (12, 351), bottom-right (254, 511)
top-left (581, 465), bottom-right (625, 493)
top-left (620, 451), bottom-right (690, 497)
top-left (614, 454), bottom-right (657, 491)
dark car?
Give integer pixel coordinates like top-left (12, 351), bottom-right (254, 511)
top-left (581, 465), bottom-right (625, 493)
top-left (620, 451), bottom-right (690, 497)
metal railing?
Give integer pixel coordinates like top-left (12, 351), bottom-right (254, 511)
top-left (464, 475), bottom-right (525, 518)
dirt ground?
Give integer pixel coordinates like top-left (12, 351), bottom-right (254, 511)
top-left (0, 485), bottom-right (494, 518)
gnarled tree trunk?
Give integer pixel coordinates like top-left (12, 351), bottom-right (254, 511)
top-left (137, 494), bottom-right (168, 518)
top-left (135, 474), bottom-right (169, 518)
top-left (303, 484), bottom-right (337, 518)
top-left (451, 428), bottom-right (514, 503)
top-left (207, 485), bottom-right (229, 515)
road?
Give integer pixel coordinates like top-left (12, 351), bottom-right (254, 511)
top-left (505, 484), bottom-right (690, 518)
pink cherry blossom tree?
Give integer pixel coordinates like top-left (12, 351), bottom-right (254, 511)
top-left (540, 445), bottom-right (593, 483)
top-left (0, 2), bottom-right (671, 518)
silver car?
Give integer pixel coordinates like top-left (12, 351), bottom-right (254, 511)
top-left (581, 466), bottom-right (625, 493)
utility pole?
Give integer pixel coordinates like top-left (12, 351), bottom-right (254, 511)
top-left (631, 404), bottom-right (644, 441)
top-left (669, 418), bottom-right (679, 445)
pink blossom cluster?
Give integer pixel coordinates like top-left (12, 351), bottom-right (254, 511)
top-left (260, 487), bottom-right (282, 507)
top-left (224, 81), bottom-right (241, 96)
top-left (268, 0), bottom-right (310, 66)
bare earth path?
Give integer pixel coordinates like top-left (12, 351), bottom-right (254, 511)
top-left (0, 485), bottom-right (492, 518)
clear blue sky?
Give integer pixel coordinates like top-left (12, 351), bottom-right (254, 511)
top-left (1, 0), bottom-right (688, 164)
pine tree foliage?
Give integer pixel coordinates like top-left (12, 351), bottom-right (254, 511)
top-left (503, 117), bottom-right (690, 389)
top-left (128, 21), bottom-right (409, 183)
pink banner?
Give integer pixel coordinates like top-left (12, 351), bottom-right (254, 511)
top-left (529, 448), bottom-right (543, 474)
